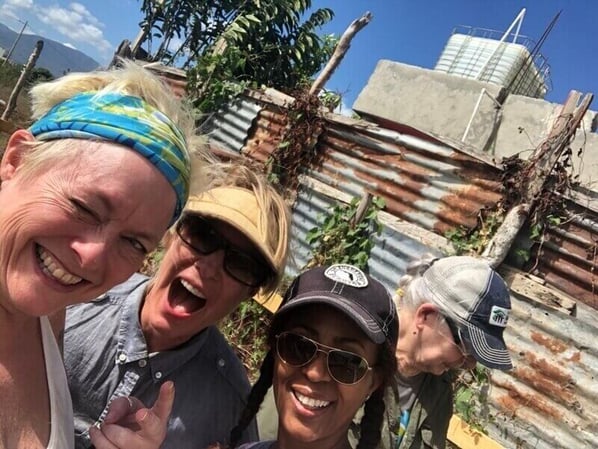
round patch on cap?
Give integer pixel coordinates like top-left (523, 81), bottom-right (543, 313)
top-left (324, 264), bottom-right (369, 288)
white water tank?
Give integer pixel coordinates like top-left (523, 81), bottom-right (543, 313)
top-left (435, 32), bottom-right (549, 99)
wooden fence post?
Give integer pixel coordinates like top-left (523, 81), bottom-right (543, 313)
top-left (482, 91), bottom-right (594, 268)
top-left (309, 11), bottom-right (372, 96)
top-left (2, 40), bottom-right (44, 121)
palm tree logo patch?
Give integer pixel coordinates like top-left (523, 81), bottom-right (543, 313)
top-left (489, 306), bottom-right (509, 327)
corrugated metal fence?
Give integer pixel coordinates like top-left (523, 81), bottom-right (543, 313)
top-left (204, 92), bottom-right (598, 449)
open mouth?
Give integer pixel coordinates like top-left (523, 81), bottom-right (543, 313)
top-left (168, 279), bottom-right (207, 314)
top-left (293, 390), bottom-right (331, 410)
top-left (36, 245), bottom-right (83, 286)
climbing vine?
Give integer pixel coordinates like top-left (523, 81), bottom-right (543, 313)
top-left (266, 87), bottom-right (326, 191)
top-left (305, 196), bottom-right (385, 271)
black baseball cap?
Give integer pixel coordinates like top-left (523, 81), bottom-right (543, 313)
top-left (275, 264), bottom-right (398, 347)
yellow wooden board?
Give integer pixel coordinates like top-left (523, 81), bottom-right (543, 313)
top-left (447, 415), bottom-right (504, 449)
top-left (254, 292), bottom-right (282, 313)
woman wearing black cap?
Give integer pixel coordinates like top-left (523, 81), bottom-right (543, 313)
top-left (379, 255), bottom-right (513, 449)
top-left (212, 263), bottom-right (399, 449)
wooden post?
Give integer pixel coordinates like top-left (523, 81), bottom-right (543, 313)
top-left (2, 40), bottom-right (43, 121)
top-left (482, 90), bottom-right (594, 268)
top-left (309, 11), bottom-right (373, 96)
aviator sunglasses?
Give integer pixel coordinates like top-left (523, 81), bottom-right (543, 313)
top-left (175, 214), bottom-right (271, 288)
top-left (275, 331), bottom-right (373, 385)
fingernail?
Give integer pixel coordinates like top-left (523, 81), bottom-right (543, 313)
top-left (139, 410), bottom-right (149, 422)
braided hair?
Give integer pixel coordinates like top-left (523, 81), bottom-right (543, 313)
top-left (357, 338), bottom-right (397, 449)
top-left (229, 350), bottom-right (275, 448)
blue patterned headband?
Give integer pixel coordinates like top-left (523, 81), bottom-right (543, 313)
top-left (29, 92), bottom-right (191, 223)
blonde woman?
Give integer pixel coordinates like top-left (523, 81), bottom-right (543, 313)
top-left (0, 61), bottom-right (200, 449)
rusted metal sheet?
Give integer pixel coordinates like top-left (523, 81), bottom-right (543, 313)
top-left (525, 197), bottom-right (598, 310)
top-left (288, 177), bottom-right (449, 283)
top-left (244, 106), bottom-right (287, 163)
top-left (307, 118), bottom-right (503, 235)
top-left (482, 296), bottom-right (598, 449)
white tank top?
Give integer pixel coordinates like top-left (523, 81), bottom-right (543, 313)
top-left (40, 316), bottom-right (75, 449)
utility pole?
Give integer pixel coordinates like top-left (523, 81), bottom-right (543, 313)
top-left (2, 20), bottom-right (28, 67)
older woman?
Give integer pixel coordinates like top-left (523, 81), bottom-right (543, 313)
top-left (0, 61), bottom-right (199, 449)
top-left (217, 263), bottom-right (399, 449)
top-left (382, 255), bottom-right (513, 449)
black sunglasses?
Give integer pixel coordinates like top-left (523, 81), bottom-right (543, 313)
top-left (175, 214), bottom-right (271, 288)
top-left (275, 331), bottom-right (373, 385)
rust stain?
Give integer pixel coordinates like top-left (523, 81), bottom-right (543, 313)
top-left (530, 331), bottom-right (568, 353)
top-left (497, 393), bottom-right (520, 417)
top-left (513, 366), bottom-right (574, 404)
top-left (497, 387), bottom-right (563, 420)
top-left (569, 351), bottom-right (581, 362)
top-left (524, 352), bottom-right (573, 384)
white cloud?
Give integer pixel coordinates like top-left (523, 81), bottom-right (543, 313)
top-left (5, 0), bottom-right (33, 8)
top-left (36, 2), bottom-right (112, 54)
top-left (0, 0), bottom-right (32, 22)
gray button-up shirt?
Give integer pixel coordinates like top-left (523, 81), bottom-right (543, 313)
top-left (64, 273), bottom-right (257, 449)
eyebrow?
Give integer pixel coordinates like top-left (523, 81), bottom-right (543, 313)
top-left (96, 192), bottom-right (162, 244)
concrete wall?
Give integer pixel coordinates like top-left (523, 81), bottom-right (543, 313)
top-left (353, 60), bottom-right (505, 151)
top-left (353, 59), bottom-right (598, 190)
top-left (495, 94), bottom-right (598, 188)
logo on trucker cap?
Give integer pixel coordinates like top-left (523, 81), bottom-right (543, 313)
top-left (324, 264), bottom-right (369, 288)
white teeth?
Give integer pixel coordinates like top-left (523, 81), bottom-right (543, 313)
top-left (294, 391), bottom-right (330, 409)
top-left (180, 279), bottom-right (202, 298)
top-left (37, 247), bottom-right (82, 285)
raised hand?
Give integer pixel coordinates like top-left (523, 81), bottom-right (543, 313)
top-left (89, 381), bottom-right (175, 449)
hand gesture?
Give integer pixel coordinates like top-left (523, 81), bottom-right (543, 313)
top-left (89, 381), bottom-right (175, 449)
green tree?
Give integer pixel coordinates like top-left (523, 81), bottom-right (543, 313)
top-left (138, 0), bottom-right (335, 111)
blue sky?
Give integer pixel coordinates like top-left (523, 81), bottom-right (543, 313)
top-left (1, 0), bottom-right (596, 110)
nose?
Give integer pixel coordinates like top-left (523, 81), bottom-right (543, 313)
top-left (302, 350), bottom-right (332, 383)
top-left (193, 250), bottom-right (224, 280)
top-left (70, 235), bottom-right (110, 280)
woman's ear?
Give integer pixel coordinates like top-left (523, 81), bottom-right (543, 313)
top-left (414, 303), bottom-right (441, 328)
top-left (1, 129), bottom-right (34, 181)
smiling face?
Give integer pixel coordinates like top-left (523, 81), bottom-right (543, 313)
top-left (0, 134), bottom-right (175, 317)
top-left (396, 304), bottom-right (476, 376)
top-left (140, 217), bottom-right (261, 351)
top-left (273, 304), bottom-right (382, 449)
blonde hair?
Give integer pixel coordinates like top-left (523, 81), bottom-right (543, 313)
top-left (183, 160), bottom-right (291, 295)
top-left (18, 60), bottom-right (207, 180)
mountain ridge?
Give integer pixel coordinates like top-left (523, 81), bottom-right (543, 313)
top-left (0, 22), bottom-right (102, 76)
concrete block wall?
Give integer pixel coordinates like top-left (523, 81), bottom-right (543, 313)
top-left (353, 60), bottom-right (505, 151)
top-left (353, 59), bottom-right (598, 190)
